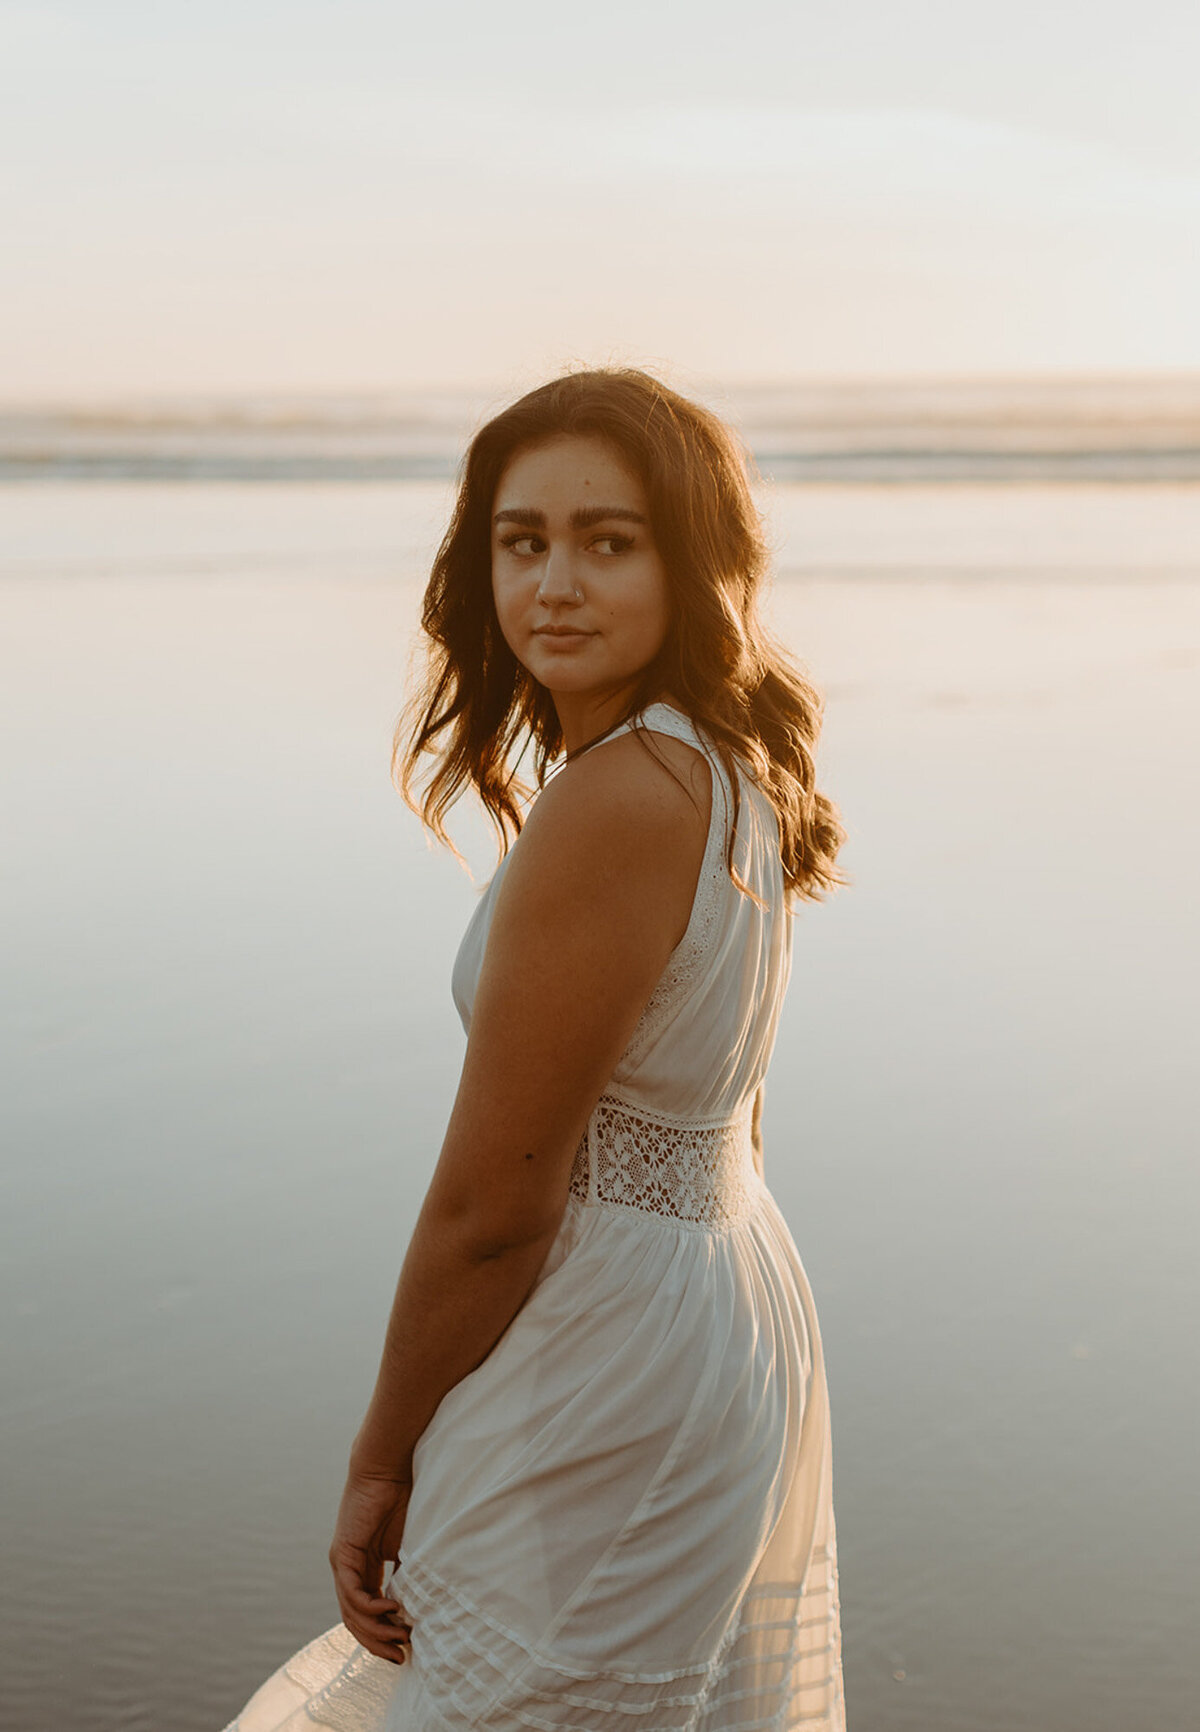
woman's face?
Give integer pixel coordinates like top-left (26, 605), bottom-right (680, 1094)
top-left (490, 435), bottom-right (670, 705)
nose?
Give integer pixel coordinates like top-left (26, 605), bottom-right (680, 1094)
top-left (536, 544), bottom-right (582, 608)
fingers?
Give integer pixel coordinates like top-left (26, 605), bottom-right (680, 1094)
top-left (332, 1562), bottom-right (411, 1657)
top-left (338, 1600), bottom-right (412, 1664)
top-left (337, 1572), bottom-right (397, 1618)
top-left (329, 1531), bottom-right (414, 1662)
top-left (342, 1619), bottom-right (410, 1665)
top-left (332, 1557), bottom-right (402, 1620)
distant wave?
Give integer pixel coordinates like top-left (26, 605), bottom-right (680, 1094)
top-left (755, 450), bottom-right (1200, 482)
top-left (4, 376), bottom-right (1200, 483)
top-left (6, 451), bottom-right (1200, 483)
top-left (0, 451), bottom-right (458, 482)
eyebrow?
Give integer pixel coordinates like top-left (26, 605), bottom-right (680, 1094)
top-left (493, 505), bottom-right (647, 530)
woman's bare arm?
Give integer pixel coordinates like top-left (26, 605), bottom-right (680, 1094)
top-left (331, 735), bottom-right (710, 1654)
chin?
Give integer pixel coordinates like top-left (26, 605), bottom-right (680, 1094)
top-left (526, 654), bottom-right (603, 691)
top-left (531, 669), bottom-right (603, 696)
top-left (522, 643), bottom-right (654, 700)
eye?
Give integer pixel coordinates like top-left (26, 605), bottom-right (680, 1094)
top-left (590, 533), bottom-right (634, 556)
top-left (498, 531), bottom-right (545, 558)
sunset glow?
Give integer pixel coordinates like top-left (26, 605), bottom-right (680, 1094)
top-left (3, 0), bottom-right (1199, 396)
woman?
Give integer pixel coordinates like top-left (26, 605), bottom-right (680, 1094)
top-left (224, 367), bottom-right (848, 1732)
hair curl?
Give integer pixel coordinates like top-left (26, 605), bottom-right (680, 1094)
top-left (395, 366), bottom-right (846, 903)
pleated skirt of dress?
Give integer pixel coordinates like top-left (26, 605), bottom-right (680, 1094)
top-left (222, 1191), bottom-right (845, 1732)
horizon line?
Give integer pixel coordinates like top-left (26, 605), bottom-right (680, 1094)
top-left (5, 365), bottom-right (1200, 413)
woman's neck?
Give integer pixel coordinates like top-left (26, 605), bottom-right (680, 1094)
top-left (553, 688), bottom-right (683, 757)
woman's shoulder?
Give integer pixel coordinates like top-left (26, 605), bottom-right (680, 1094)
top-left (533, 722), bottom-right (710, 848)
top-left (500, 711), bottom-right (706, 894)
top-left (486, 724), bottom-right (712, 959)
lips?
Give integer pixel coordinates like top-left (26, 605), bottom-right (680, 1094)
top-left (534, 627), bottom-right (595, 639)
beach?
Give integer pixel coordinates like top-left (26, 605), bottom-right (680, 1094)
top-left (3, 473), bottom-right (1199, 1732)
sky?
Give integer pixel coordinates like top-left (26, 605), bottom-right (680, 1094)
top-left (3, 0), bottom-right (1200, 398)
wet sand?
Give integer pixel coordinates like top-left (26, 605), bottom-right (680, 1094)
top-left (2, 481), bottom-right (1198, 1731)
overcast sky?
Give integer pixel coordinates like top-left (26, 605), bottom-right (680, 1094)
top-left (4, 0), bottom-right (1199, 397)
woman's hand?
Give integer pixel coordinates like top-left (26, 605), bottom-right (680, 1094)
top-left (329, 1468), bottom-right (413, 1663)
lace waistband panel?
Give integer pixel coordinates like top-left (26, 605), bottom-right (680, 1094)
top-left (569, 1095), bottom-right (759, 1228)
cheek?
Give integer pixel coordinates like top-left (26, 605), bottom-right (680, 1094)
top-left (641, 568), bottom-right (672, 649)
top-left (490, 574), bottom-right (520, 649)
top-left (492, 562), bottom-right (526, 613)
top-left (608, 564), bottom-right (670, 636)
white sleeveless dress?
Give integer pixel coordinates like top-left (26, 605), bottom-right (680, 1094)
top-left (224, 702), bottom-right (845, 1732)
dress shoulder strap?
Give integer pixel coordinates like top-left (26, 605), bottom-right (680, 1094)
top-left (616, 703), bottom-right (734, 849)
top-left (614, 701), bottom-right (709, 755)
top-left (622, 702), bottom-right (734, 795)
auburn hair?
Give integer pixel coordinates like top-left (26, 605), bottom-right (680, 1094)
top-left (395, 367), bottom-right (846, 903)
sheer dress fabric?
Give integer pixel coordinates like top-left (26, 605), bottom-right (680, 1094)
top-left (223, 703), bottom-right (845, 1732)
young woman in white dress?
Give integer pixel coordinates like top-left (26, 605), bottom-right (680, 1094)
top-left (224, 368), bottom-right (848, 1732)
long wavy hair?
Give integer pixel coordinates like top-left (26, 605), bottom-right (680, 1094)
top-left (395, 367), bottom-right (846, 903)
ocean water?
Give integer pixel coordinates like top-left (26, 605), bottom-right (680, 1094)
top-left (2, 467), bottom-right (1199, 1732)
top-left (5, 373), bottom-right (1200, 483)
